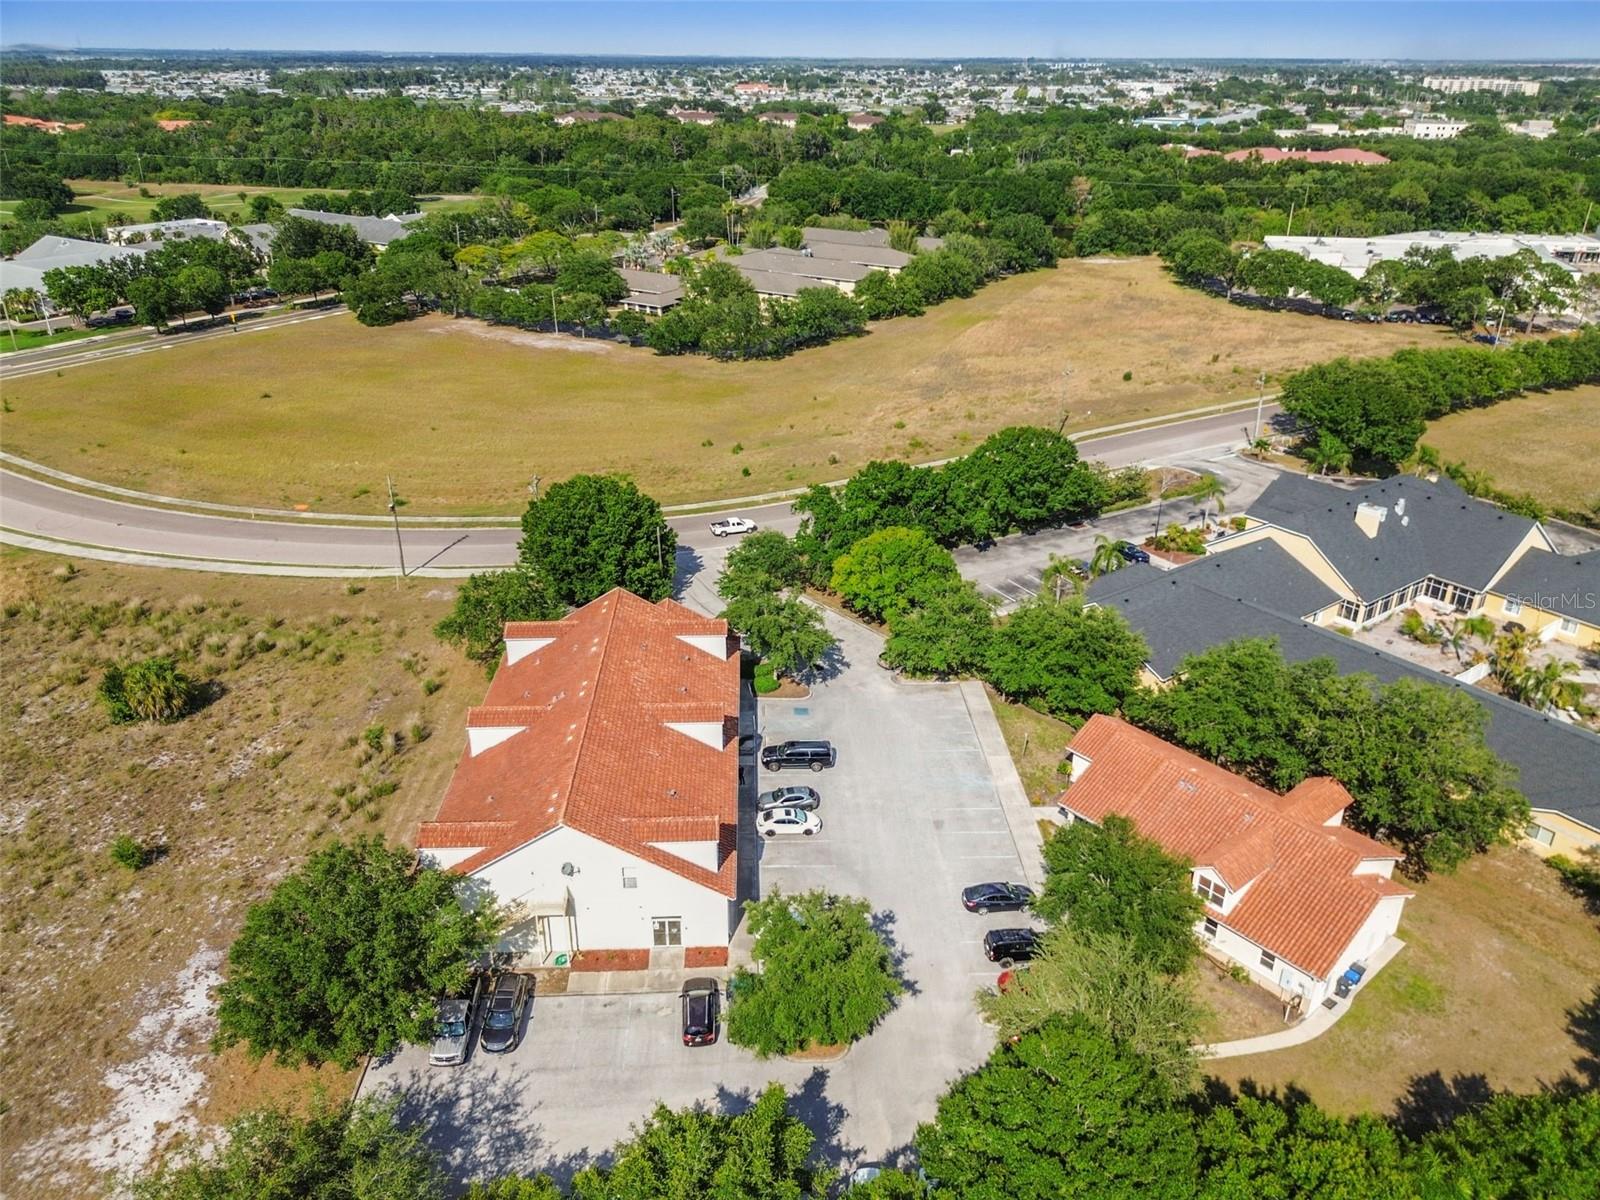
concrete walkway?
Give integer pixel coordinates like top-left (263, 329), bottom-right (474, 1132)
top-left (958, 681), bottom-right (1049, 891)
top-left (1199, 935), bottom-right (1407, 1059)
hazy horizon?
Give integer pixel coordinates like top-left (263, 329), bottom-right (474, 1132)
top-left (3, 2), bottom-right (1597, 63)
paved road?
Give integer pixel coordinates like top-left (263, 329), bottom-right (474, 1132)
top-left (0, 401), bottom-right (1280, 577)
top-left (362, 609), bottom-right (1033, 1183)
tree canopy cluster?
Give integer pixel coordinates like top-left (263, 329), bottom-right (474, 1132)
top-left (716, 531), bottom-right (837, 679)
top-left (36, 230), bottom-right (258, 327)
top-left (1278, 325), bottom-right (1600, 468)
top-left (213, 837), bottom-right (500, 1068)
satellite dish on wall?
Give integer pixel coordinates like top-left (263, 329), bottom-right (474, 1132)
top-left (561, 862), bottom-right (577, 877)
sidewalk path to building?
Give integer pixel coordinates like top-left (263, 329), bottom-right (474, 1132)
top-left (1199, 934), bottom-right (1406, 1059)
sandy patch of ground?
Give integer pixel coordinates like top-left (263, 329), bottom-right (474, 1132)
top-left (427, 322), bottom-right (621, 354)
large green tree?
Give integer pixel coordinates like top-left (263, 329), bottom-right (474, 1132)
top-left (915, 1014), bottom-right (1199, 1200)
top-left (214, 838), bottom-right (500, 1067)
top-left (944, 426), bottom-right (1103, 542)
top-left (727, 890), bottom-right (903, 1057)
top-left (1034, 816), bottom-right (1203, 975)
top-left (434, 567), bottom-right (564, 671)
top-left (881, 580), bottom-right (995, 677)
top-left (985, 598), bottom-right (1148, 719)
top-left (131, 1096), bottom-right (444, 1200)
top-left (1196, 1094), bottom-right (1412, 1200)
top-left (519, 474), bottom-right (677, 606)
top-left (721, 593), bottom-right (837, 678)
top-left (830, 526), bottom-right (960, 624)
top-left (571, 1084), bottom-right (828, 1200)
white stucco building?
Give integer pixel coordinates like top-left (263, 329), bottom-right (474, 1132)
top-left (1057, 716), bottom-right (1413, 1009)
top-left (417, 589), bottom-right (741, 965)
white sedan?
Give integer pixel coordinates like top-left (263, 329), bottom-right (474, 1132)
top-left (757, 807), bottom-right (822, 838)
top-left (709, 517), bottom-right (757, 537)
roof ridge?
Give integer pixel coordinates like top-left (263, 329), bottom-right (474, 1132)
top-left (552, 590), bottom-right (627, 831)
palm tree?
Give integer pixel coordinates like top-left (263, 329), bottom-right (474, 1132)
top-left (1491, 627), bottom-right (1533, 689)
top-left (1193, 475), bottom-right (1227, 530)
top-left (1407, 444), bottom-right (1443, 479)
top-left (1088, 534), bottom-right (1125, 580)
top-left (1308, 433), bottom-right (1352, 477)
top-left (1446, 614), bottom-right (1496, 666)
top-left (1512, 658), bottom-right (1585, 713)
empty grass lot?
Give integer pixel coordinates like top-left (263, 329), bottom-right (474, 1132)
top-left (0, 258), bottom-right (1448, 514)
top-left (1422, 385), bottom-right (1600, 517)
top-left (0, 550), bottom-right (481, 1198)
top-left (1206, 848), bottom-right (1600, 1123)
top-left (0, 179), bottom-right (475, 227)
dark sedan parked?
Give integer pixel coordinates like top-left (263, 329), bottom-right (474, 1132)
top-left (961, 882), bottom-right (1035, 914)
top-left (680, 977), bottom-right (721, 1046)
top-left (983, 928), bottom-right (1041, 967)
top-left (1116, 541), bottom-right (1151, 564)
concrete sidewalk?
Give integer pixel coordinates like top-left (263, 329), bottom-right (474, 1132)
top-left (959, 681), bottom-right (1050, 891)
top-left (1200, 935), bottom-right (1406, 1059)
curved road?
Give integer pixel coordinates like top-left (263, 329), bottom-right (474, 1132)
top-left (0, 400), bottom-right (1280, 576)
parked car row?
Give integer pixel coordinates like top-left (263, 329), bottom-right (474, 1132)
top-left (429, 970), bottom-right (531, 1065)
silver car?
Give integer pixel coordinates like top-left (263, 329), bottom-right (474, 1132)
top-left (429, 974), bottom-right (484, 1066)
top-left (757, 785), bottom-right (820, 813)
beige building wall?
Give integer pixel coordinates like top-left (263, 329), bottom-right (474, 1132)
top-left (1524, 810), bottom-right (1600, 858)
top-left (1481, 592), bottom-right (1600, 649)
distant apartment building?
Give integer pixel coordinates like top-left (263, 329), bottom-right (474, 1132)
top-left (668, 108), bottom-right (718, 126)
top-left (1504, 118), bottom-right (1558, 140)
top-left (1402, 117), bottom-right (1471, 140)
top-left (1264, 229), bottom-right (1600, 280)
top-left (1423, 75), bottom-right (1541, 97)
top-left (756, 112), bottom-right (799, 128)
top-left (733, 81), bottom-right (781, 96)
top-left (553, 110), bottom-right (627, 126)
top-left (847, 112), bottom-right (886, 130)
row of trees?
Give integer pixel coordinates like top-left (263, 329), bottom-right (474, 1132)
top-left (37, 229), bottom-right (259, 327)
top-left (1162, 231), bottom-right (1590, 328)
top-left (1279, 325), bottom-right (1600, 468)
top-left (645, 260), bottom-right (867, 360)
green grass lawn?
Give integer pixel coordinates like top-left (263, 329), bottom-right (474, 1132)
top-left (1423, 385), bottom-right (1600, 517)
top-left (0, 327), bottom-right (103, 354)
top-left (986, 685), bottom-right (1077, 803)
top-left (0, 258), bottom-right (1448, 514)
top-left (0, 181), bottom-right (477, 230)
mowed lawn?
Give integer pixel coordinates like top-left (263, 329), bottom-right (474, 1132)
top-left (1206, 848), bottom-right (1600, 1121)
top-left (1423, 385), bottom-right (1600, 515)
top-left (0, 258), bottom-right (1448, 514)
top-left (0, 179), bottom-right (474, 226)
top-left (0, 549), bottom-right (482, 1198)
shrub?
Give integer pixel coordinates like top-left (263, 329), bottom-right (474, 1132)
top-left (1148, 524), bottom-right (1207, 555)
top-left (110, 834), bottom-right (152, 871)
top-left (97, 656), bottom-right (196, 724)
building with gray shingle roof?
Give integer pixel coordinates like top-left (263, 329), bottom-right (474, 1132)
top-left (286, 209), bottom-right (417, 249)
top-left (0, 235), bottom-right (151, 300)
top-left (1490, 548), bottom-right (1600, 625)
top-left (1087, 546), bottom-right (1600, 851)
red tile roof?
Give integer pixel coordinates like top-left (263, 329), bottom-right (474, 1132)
top-left (417, 588), bottom-right (741, 896)
top-left (1224, 146), bottom-right (1390, 165)
top-left (1058, 715), bottom-right (1411, 978)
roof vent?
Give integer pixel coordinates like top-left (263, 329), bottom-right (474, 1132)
top-left (1401, 515), bottom-right (1409, 526)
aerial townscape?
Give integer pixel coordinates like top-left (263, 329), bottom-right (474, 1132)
top-left (3, 1), bottom-right (1600, 1196)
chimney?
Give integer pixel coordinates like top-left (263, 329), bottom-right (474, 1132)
top-left (1354, 502), bottom-right (1387, 539)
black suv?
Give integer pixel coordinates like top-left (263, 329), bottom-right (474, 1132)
top-left (760, 740), bottom-right (836, 772)
top-left (479, 973), bottom-right (531, 1053)
top-left (983, 928), bottom-right (1041, 967)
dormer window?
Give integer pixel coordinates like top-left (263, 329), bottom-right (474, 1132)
top-left (1196, 876), bottom-right (1227, 906)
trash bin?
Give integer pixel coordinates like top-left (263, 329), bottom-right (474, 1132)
top-left (1335, 975), bottom-right (1353, 999)
top-left (553, 953), bottom-right (569, 967)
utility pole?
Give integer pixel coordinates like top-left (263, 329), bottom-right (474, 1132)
top-left (655, 523), bottom-right (664, 571)
top-left (551, 289), bottom-right (559, 334)
top-left (1254, 370), bottom-right (1267, 443)
top-left (1055, 366), bottom-right (1072, 435)
top-left (0, 297), bottom-right (19, 353)
top-left (669, 186), bottom-right (678, 224)
top-left (386, 476), bottom-right (407, 587)
top-left (1583, 200), bottom-right (1594, 235)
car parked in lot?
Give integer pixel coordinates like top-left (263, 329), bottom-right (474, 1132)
top-left (429, 973), bottom-right (484, 1066)
top-left (983, 928), bottom-right (1041, 967)
top-left (757, 785), bottom-right (820, 813)
top-left (760, 740), bottom-right (836, 772)
top-left (758, 807), bottom-right (822, 838)
top-left (961, 881), bottom-right (1035, 914)
top-left (1115, 541), bottom-right (1151, 564)
top-left (479, 973), bottom-right (531, 1053)
top-left (709, 517), bottom-right (757, 537)
top-left (680, 977), bottom-right (721, 1046)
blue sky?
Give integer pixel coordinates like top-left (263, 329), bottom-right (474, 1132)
top-left (3, 2), bottom-right (1595, 60)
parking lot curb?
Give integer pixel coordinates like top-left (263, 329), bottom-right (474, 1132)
top-left (958, 682), bottom-right (1049, 891)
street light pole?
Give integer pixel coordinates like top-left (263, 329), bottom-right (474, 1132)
top-left (0, 297), bottom-right (19, 354)
top-left (1254, 371), bottom-right (1267, 443)
top-left (1055, 366), bottom-right (1072, 435)
top-left (386, 476), bottom-right (407, 587)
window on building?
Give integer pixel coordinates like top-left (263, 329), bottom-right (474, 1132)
top-left (1195, 876), bottom-right (1227, 906)
top-left (621, 866), bottom-right (638, 889)
top-left (1338, 599), bottom-right (1362, 622)
top-left (1527, 823), bottom-right (1555, 846)
top-left (651, 917), bottom-right (682, 947)
top-left (1259, 950), bottom-right (1277, 971)
top-left (1202, 917), bottom-right (1219, 939)
top-left (1504, 597), bottom-right (1523, 616)
top-left (1560, 617), bottom-right (1579, 635)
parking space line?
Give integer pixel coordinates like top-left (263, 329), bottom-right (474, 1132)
top-left (956, 853), bottom-right (1022, 859)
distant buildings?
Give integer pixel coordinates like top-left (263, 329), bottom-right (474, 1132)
top-left (1401, 117), bottom-right (1472, 140)
top-left (846, 112), bottom-right (885, 130)
top-left (1504, 118), bottom-right (1558, 140)
top-left (0, 235), bottom-right (148, 300)
top-left (733, 81), bottom-right (781, 96)
top-left (1172, 145), bottom-right (1389, 166)
top-left (1423, 75), bottom-right (1541, 97)
top-left (284, 208), bottom-right (421, 250)
top-left (1264, 230), bottom-right (1600, 279)
top-left (668, 108), bottom-right (718, 126)
top-left (106, 218), bottom-right (230, 245)
top-left (756, 112), bottom-right (799, 128)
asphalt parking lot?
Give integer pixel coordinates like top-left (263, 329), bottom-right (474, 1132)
top-left (362, 611), bottom-right (1038, 1184)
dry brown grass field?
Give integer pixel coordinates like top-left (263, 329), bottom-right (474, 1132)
top-left (1206, 848), bottom-right (1600, 1119)
top-left (0, 258), bottom-right (1448, 514)
top-left (1422, 385), bottom-right (1600, 516)
top-left (0, 550), bottom-right (480, 1198)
